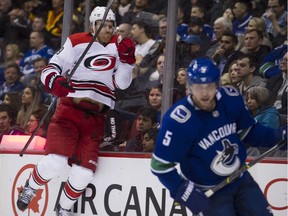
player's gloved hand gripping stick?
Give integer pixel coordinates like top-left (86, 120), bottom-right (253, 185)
top-left (19, 0), bottom-right (116, 157)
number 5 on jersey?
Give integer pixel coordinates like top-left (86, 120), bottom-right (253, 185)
top-left (163, 131), bottom-right (173, 146)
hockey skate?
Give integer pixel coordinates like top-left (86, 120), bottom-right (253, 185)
top-left (56, 204), bottom-right (70, 216)
top-left (17, 181), bottom-right (37, 211)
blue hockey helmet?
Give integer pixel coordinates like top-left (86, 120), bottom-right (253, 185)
top-left (187, 58), bottom-right (220, 84)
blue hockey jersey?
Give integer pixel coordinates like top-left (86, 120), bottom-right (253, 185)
top-left (151, 86), bottom-right (283, 196)
top-left (19, 45), bottom-right (55, 75)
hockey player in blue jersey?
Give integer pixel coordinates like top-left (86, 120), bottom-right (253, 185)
top-left (151, 58), bottom-right (285, 215)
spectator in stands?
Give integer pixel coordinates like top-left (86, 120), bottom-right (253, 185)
top-left (232, 0), bottom-right (252, 37)
top-left (262, 0), bottom-right (287, 48)
top-left (227, 60), bottom-right (242, 88)
top-left (237, 54), bottom-right (267, 95)
top-left (0, 63), bottom-right (25, 102)
top-left (223, 7), bottom-right (234, 22)
top-left (180, 34), bottom-right (204, 67)
top-left (5, 6), bottom-right (31, 54)
top-left (245, 86), bottom-right (285, 156)
top-left (118, 0), bottom-right (132, 19)
top-left (19, 30), bottom-right (54, 81)
top-left (3, 92), bottom-right (22, 112)
top-left (240, 28), bottom-right (271, 63)
top-left (45, 0), bottom-right (64, 50)
top-left (117, 23), bottom-right (132, 39)
top-left (177, 4), bottom-right (189, 40)
top-left (142, 127), bottom-right (158, 152)
top-left (122, 0), bottom-right (150, 24)
top-left (144, 53), bottom-right (164, 86)
top-left (3, 43), bottom-right (21, 66)
top-left (175, 67), bottom-right (188, 97)
top-left (23, 0), bottom-right (48, 23)
top-left (31, 15), bottom-right (46, 32)
top-left (182, 34), bottom-right (204, 61)
top-left (148, 85), bottom-right (162, 125)
top-left (0, 0), bottom-right (13, 41)
top-left (131, 17), bottom-right (157, 66)
top-left (266, 52), bottom-right (287, 115)
top-left (110, 0), bottom-right (122, 26)
top-left (134, 38), bottom-right (165, 76)
top-left (245, 86), bottom-right (280, 129)
top-left (30, 57), bottom-right (47, 86)
top-left (0, 104), bottom-right (25, 142)
top-left (122, 106), bottom-right (158, 152)
top-left (220, 72), bottom-right (231, 86)
top-left (190, 3), bottom-right (214, 40)
top-left (0, 0), bottom-right (13, 57)
top-left (158, 16), bottom-right (167, 41)
top-left (30, 57), bottom-right (52, 105)
top-left (26, 106), bottom-right (49, 137)
top-left (16, 86), bottom-right (43, 130)
top-left (246, 17), bottom-right (273, 50)
top-left (115, 54), bottom-right (164, 113)
top-left (206, 16), bottom-right (232, 58)
top-left (187, 16), bottom-right (211, 55)
top-left (259, 43), bottom-right (287, 79)
top-left (211, 32), bottom-right (242, 75)
top-left (176, 67), bottom-right (187, 86)
top-left (209, 0), bottom-right (234, 25)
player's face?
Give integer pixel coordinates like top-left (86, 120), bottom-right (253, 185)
top-left (190, 83), bottom-right (217, 111)
top-left (96, 21), bottom-right (114, 44)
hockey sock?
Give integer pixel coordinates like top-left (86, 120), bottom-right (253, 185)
top-left (60, 164), bottom-right (94, 210)
top-left (29, 154), bottom-right (68, 190)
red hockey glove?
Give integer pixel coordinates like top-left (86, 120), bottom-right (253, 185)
top-left (174, 180), bottom-right (211, 214)
top-left (45, 73), bottom-right (75, 97)
top-left (117, 37), bottom-right (136, 65)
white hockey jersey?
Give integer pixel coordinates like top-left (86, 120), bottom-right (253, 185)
top-left (41, 32), bottom-right (133, 108)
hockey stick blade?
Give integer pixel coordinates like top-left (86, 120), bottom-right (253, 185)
top-left (204, 139), bottom-right (286, 198)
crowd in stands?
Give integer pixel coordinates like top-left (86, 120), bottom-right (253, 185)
top-left (0, 0), bottom-right (286, 156)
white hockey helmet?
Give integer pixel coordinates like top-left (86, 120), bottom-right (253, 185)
top-left (89, 6), bottom-right (116, 25)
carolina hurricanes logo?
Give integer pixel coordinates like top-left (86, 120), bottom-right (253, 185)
top-left (84, 54), bottom-right (116, 71)
top-left (210, 139), bottom-right (240, 176)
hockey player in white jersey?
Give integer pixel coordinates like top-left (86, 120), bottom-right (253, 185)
top-left (17, 6), bottom-right (136, 215)
top-left (151, 58), bottom-right (286, 215)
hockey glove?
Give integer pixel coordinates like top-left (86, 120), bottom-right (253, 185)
top-left (117, 37), bottom-right (136, 65)
top-left (45, 73), bottom-right (75, 97)
top-left (174, 180), bottom-right (211, 214)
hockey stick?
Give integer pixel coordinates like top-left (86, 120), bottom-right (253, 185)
top-left (204, 139), bottom-right (286, 198)
top-left (19, 97), bottom-right (57, 156)
top-left (19, 0), bottom-right (115, 157)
